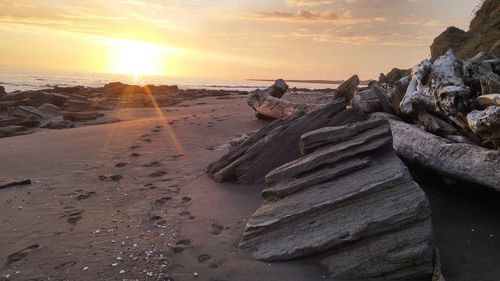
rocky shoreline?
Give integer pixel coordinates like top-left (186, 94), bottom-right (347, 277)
top-left (0, 82), bottom-right (249, 138)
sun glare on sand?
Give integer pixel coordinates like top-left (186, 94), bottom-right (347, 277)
top-left (107, 39), bottom-right (172, 77)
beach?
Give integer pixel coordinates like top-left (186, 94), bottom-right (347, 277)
top-left (0, 91), bottom-right (498, 281)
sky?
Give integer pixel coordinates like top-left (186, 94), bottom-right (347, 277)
top-left (0, 0), bottom-right (482, 80)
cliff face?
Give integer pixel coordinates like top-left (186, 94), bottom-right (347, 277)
top-left (430, 0), bottom-right (500, 61)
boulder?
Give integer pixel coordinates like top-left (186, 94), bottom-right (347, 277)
top-left (207, 100), bottom-right (366, 184)
top-left (378, 68), bottom-right (411, 84)
top-left (62, 99), bottom-right (91, 112)
top-left (240, 118), bottom-right (434, 280)
top-left (63, 112), bottom-right (101, 122)
top-left (333, 75), bottom-right (359, 104)
top-left (0, 125), bottom-right (34, 138)
top-left (41, 120), bottom-right (75, 129)
top-left (7, 106), bottom-right (47, 121)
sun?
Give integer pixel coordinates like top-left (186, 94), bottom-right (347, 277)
top-left (108, 39), bottom-right (167, 77)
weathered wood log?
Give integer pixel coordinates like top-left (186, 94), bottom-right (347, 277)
top-left (247, 79), bottom-right (324, 119)
top-left (384, 118), bottom-right (500, 191)
top-left (240, 118), bottom-right (434, 279)
top-left (390, 76), bottom-right (411, 116)
top-left (352, 88), bottom-right (381, 113)
top-left (333, 74), bottom-right (359, 104)
top-left (372, 84), bottom-right (395, 114)
top-left (467, 106), bottom-right (500, 147)
top-left (476, 94), bottom-right (500, 106)
top-left (207, 101), bottom-right (366, 184)
top-left (416, 109), bottom-right (459, 135)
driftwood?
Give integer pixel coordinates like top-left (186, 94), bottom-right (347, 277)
top-left (352, 88), bottom-right (381, 113)
top-left (0, 179), bottom-right (32, 189)
top-left (240, 118), bottom-right (434, 279)
top-left (383, 118), bottom-right (500, 191)
top-left (207, 101), bottom-right (366, 184)
top-left (247, 79), bottom-right (323, 120)
top-left (467, 106), bottom-right (500, 147)
top-left (333, 75), bottom-right (359, 104)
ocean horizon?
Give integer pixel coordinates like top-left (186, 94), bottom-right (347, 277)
top-left (0, 69), bottom-right (340, 93)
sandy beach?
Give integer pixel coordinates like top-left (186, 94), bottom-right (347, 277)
top-left (0, 95), bottom-right (328, 281)
top-left (0, 93), bottom-right (498, 281)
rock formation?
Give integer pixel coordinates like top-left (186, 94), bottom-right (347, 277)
top-left (430, 0), bottom-right (500, 60)
top-left (239, 118), bottom-right (435, 280)
top-left (207, 100), bottom-right (366, 184)
top-left (333, 74), bottom-right (360, 104)
top-left (379, 68), bottom-right (411, 84)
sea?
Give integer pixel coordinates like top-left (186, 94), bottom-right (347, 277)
top-left (0, 69), bottom-right (340, 93)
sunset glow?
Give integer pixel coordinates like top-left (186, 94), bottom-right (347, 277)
top-left (107, 39), bottom-right (169, 77)
top-left (0, 0), bottom-right (481, 80)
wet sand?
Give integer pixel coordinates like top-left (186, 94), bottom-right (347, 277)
top-left (0, 94), bottom-right (499, 281)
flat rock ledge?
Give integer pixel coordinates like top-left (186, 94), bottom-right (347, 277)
top-left (239, 118), bottom-right (435, 280)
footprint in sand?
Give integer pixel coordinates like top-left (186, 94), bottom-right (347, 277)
top-left (181, 196), bottom-right (192, 203)
top-left (131, 152), bottom-right (141, 157)
top-left (144, 183), bottom-right (157, 190)
top-left (99, 175), bottom-right (123, 182)
top-left (76, 191), bottom-right (96, 201)
top-left (197, 254), bottom-right (212, 263)
top-left (130, 144), bottom-right (141, 149)
top-left (115, 162), bottom-right (129, 167)
top-left (155, 196), bottom-right (172, 206)
top-left (143, 138), bottom-right (152, 143)
top-left (176, 239), bottom-right (191, 246)
top-left (6, 244), bottom-right (40, 265)
top-left (143, 161), bottom-right (161, 167)
top-left (64, 208), bottom-right (84, 225)
top-left (211, 223), bottom-right (225, 235)
top-left (149, 170), bottom-right (167, 177)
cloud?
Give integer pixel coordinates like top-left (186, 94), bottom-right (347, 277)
top-left (286, 0), bottom-right (334, 6)
top-left (271, 27), bottom-right (433, 46)
top-left (247, 9), bottom-right (343, 21)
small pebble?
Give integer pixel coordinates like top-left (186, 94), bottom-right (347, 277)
top-left (193, 272), bottom-right (200, 278)
top-left (82, 267), bottom-right (89, 271)
top-left (111, 263), bottom-right (118, 267)
top-left (119, 270), bottom-right (126, 274)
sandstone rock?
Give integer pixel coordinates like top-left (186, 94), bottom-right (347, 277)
top-left (41, 120), bottom-right (75, 129)
top-left (7, 106), bottom-right (47, 121)
top-left (240, 118), bottom-right (434, 280)
top-left (430, 0), bottom-right (500, 60)
top-left (0, 86), bottom-right (5, 95)
top-left (207, 100), bottom-right (366, 184)
top-left (378, 68), bottom-right (411, 84)
top-left (0, 125), bottom-right (34, 138)
top-left (333, 75), bottom-right (359, 104)
top-left (63, 112), bottom-right (101, 122)
top-left (63, 99), bottom-right (91, 112)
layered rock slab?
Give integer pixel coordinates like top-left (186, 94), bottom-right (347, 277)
top-left (207, 100), bottom-right (366, 184)
top-left (239, 118), bottom-right (434, 280)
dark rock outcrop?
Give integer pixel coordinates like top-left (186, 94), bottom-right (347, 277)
top-left (207, 100), bottom-right (366, 184)
top-left (239, 118), bottom-right (434, 280)
top-left (63, 112), bottom-right (102, 122)
top-left (430, 0), bottom-right (500, 60)
top-left (333, 75), bottom-right (359, 104)
top-left (378, 68), bottom-right (411, 84)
